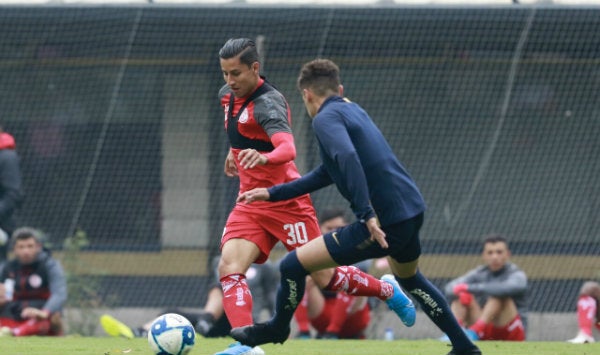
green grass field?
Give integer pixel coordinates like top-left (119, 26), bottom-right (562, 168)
top-left (1, 337), bottom-right (599, 355)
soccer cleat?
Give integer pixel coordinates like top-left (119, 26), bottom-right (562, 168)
top-left (446, 346), bottom-right (482, 355)
top-left (213, 341), bottom-right (265, 355)
top-left (567, 331), bottom-right (595, 344)
top-left (381, 274), bottom-right (416, 327)
top-left (100, 314), bottom-right (135, 339)
top-left (230, 322), bottom-right (290, 347)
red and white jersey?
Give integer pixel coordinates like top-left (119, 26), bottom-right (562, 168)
top-left (219, 79), bottom-right (303, 202)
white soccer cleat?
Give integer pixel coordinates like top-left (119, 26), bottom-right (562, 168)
top-left (567, 331), bottom-right (595, 344)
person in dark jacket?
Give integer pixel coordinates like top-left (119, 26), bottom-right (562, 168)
top-left (0, 124), bottom-right (24, 266)
top-left (0, 227), bottom-right (67, 336)
top-left (232, 59), bottom-right (480, 355)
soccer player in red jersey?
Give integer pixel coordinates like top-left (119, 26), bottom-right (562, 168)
top-left (214, 40), bottom-right (414, 355)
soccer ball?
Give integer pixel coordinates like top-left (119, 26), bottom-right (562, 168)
top-left (147, 313), bottom-right (196, 355)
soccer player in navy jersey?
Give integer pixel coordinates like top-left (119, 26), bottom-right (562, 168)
top-left (232, 59), bottom-right (481, 355)
top-left (214, 42), bottom-right (415, 355)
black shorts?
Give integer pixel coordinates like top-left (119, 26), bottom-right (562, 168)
top-left (324, 213), bottom-right (424, 266)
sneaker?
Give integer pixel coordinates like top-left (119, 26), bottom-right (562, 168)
top-left (319, 331), bottom-right (339, 339)
top-left (230, 322), bottom-right (291, 347)
top-left (0, 326), bottom-right (13, 337)
top-left (194, 312), bottom-right (216, 337)
top-left (213, 342), bottom-right (265, 355)
top-left (438, 333), bottom-right (450, 342)
top-left (439, 328), bottom-right (479, 342)
top-left (464, 328), bottom-right (479, 341)
top-left (381, 274), bottom-right (416, 327)
top-left (567, 331), bottom-right (595, 344)
top-left (446, 347), bottom-right (482, 355)
top-left (296, 330), bottom-right (311, 339)
top-left (100, 314), bottom-right (135, 339)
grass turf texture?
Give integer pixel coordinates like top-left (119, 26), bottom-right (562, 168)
top-left (1, 337), bottom-right (599, 355)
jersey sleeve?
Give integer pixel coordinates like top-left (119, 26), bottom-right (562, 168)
top-left (253, 91), bottom-right (292, 137)
top-left (313, 110), bottom-right (375, 222)
top-left (264, 132), bottom-right (296, 164)
top-left (43, 258), bottom-right (68, 313)
top-left (268, 165), bottom-right (333, 201)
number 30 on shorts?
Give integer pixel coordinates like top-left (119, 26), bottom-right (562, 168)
top-left (284, 222), bottom-right (308, 246)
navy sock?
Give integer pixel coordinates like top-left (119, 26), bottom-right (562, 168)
top-left (399, 271), bottom-right (476, 352)
top-left (268, 250), bottom-right (309, 329)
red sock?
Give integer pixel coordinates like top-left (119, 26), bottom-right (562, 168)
top-left (469, 319), bottom-right (487, 339)
top-left (577, 295), bottom-right (596, 336)
top-left (325, 293), bottom-right (353, 334)
top-left (294, 292), bottom-right (311, 333)
top-left (325, 266), bottom-right (393, 300)
top-left (13, 318), bottom-right (51, 336)
top-left (220, 274), bottom-right (253, 328)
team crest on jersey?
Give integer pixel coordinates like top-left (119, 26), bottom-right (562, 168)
top-left (29, 274), bottom-right (43, 288)
top-left (239, 109), bottom-right (249, 123)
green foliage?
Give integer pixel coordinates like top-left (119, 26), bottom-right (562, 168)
top-left (62, 228), bottom-right (108, 336)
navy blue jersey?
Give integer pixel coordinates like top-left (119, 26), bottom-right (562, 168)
top-left (269, 96), bottom-right (425, 227)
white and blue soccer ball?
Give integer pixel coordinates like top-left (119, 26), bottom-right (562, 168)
top-left (147, 313), bottom-right (196, 355)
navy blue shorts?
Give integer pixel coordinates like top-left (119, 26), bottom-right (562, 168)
top-left (324, 213), bottom-right (424, 266)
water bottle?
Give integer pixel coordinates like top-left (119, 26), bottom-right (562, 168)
top-left (4, 278), bottom-right (15, 301)
top-left (384, 327), bottom-right (394, 341)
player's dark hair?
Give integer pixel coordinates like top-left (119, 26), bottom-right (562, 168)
top-left (297, 58), bottom-right (340, 96)
top-left (10, 227), bottom-right (43, 249)
top-left (482, 233), bottom-right (509, 249)
top-left (219, 38), bottom-right (259, 67)
top-left (318, 207), bottom-right (349, 225)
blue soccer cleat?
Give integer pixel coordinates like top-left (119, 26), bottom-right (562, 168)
top-left (439, 327), bottom-right (479, 342)
top-left (213, 341), bottom-right (265, 355)
top-left (381, 274), bottom-right (416, 327)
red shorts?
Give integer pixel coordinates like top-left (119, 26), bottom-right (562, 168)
top-left (482, 314), bottom-right (525, 341)
top-left (221, 195), bottom-right (320, 263)
top-left (310, 297), bottom-right (370, 339)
